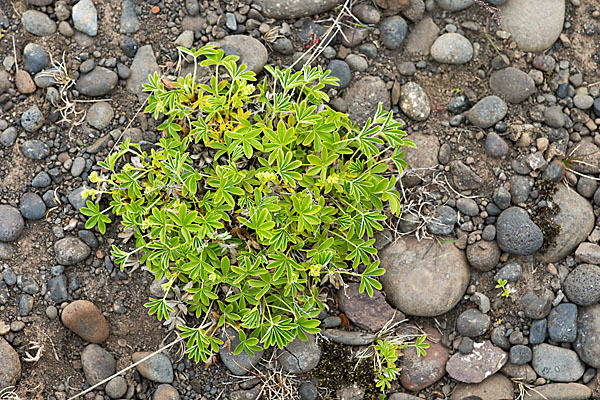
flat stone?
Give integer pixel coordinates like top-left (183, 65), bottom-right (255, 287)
top-left (436, 0), bottom-right (472, 11)
top-left (401, 134), bottom-right (440, 187)
top-left (489, 67), bottom-right (536, 104)
top-left (125, 45), bottom-right (160, 95)
top-left (380, 16), bottom-right (408, 50)
top-left (450, 161), bottom-right (483, 190)
top-left (451, 374), bottom-right (513, 400)
top-left (532, 343), bottom-right (584, 382)
top-left (338, 282), bottom-right (404, 332)
top-left (547, 303), bottom-right (577, 343)
top-left (120, 0), bottom-right (140, 34)
top-left (541, 184), bottom-right (595, 262)
top-left (133, 352), bottom-right (174, 383)
top-left (153, 384), bottom-right (180, 400)
top-left (446, 340), bottom-right (508, 383)
top-left (500, 0), bottom-right (565, 52)
top-left (81, 344), bottom-right (116, 385)
top-left (321, 329), bottom-right (375, 345)
top-left (520, 383), bottom-right (592, 400)
top-left (76, 67), bottom-right (118, 96)
top-left (500, 362), bottom-right (536, 383)
top-left (61, 300), bottom-right (109, 343)
top-left (277, 334), bottom-right (321, 374)
top-left (380, 236), bottom-right (470, 317)
top-left (21, 10), bottom-right (57, 36)
top-left (255, 0), bottom-right (341, 19)
top-left (86, 101), bottom-right (113, 130)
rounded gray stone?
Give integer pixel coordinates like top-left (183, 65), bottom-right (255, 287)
top-left (564, 264), bottom-right (600, 306)
top-left (277, 334), bottom-right (321, 374)
top-left (457, 308), bottom-right (490, 337)
top-left (496, 207), bottom-right (543, 255)
top-left (0, 205), bottom-right (25, 242)
top-left (255, 0), bottom-right (340, 19)
top-left (81, 344), bottom-right (116, 385)
top-left (380, 16), bottom-right (408, 50)
top-left (532, 343), bottom-right (584, 382)
top-left (76, 67), bottom-right (118, 97)
top-left (72, 0), bottom-right (98, 36)
top-left (399, 82), bottom-right (430, 121)
top-left (575, 304), bottom-right (600, 368)
top-left (20, 192), bottom-right (46, 220)
top-left (430, 33), bottom-right (473, 64)
top-left (132, 352), bottom-right (174, 383)
top-left (489, 67), bottom-right (536, 104)
top-left (54, 236), bottom-right (91, 265)
top-left (21, 10), bottom-right (57, 36)
top-left (467, 96), bottom-right (508, 128)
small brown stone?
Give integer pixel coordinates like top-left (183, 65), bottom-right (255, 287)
top-left (153, 384), bottom-right (180, 400)
top-left (15, 70), bottom-right (36, 94)
top-left (61, 300), bottom-right (109, 343)
top-left (338, 282), bottom-right (404, 332)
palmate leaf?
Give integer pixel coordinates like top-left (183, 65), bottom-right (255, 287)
top-left (261, 316), bottom-right (297, 349)
top-left (238, 208), bottom-right (275, 241)
top-left (81, 201), bottom-right (111, 234)
top-left (144, 297), bottom-right (175, 321)
top-left (359, 260), bottom-right (385, 297)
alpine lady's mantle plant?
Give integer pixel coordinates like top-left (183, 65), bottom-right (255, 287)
top-left (82, 45), bottom-right (414, 386)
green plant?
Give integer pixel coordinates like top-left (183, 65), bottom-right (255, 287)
top-left (495, 278), bottom-right (512, 298)
top-left (82, 45), bottom-right (413, 366)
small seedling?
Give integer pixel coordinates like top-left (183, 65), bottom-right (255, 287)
top-left (495, 278), bottom-right (512, 298)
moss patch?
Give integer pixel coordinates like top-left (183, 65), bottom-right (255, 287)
top-left (532, 179), bottom-right (561, 253)
top-left (308, 341), bottom-right (380, 400)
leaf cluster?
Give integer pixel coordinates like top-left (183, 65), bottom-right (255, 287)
top-left (82, 46), bottom-right (413, 369)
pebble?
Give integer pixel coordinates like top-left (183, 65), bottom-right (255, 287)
top-left (575, 304), bottom-right (600, 368)
top-left (71, 157), bottom-right (86, 177)
top-left (0, 127), bottom-right (17, 147)
top-left (125, 45), bottom-right (159, 94)
top-left (212, 35), bottom-right (268, 74)
top-left (23, 43), bottom-right (49, 74)
top-left (105, 376), bottom-right (128, 399)
top-left (500, 0), bottom-right (566, 52)
top-left (466, 240), bottom-right (500, 271)
top-left (120, 0), bottom-right (140, 34)
top-left (48, 275), bottom-right (68, 303)
top-left (509, 175), bottom-right (533, 204)
top-left (0, 205), bottom-right (25, 242)
top-left (426, 205), bottom-right (456, 236)
top-left (55, 236), bottom-right (91, 265)
top-left (430, 33), bottom-right (473, 64)
top-left (174, 31), bottom-right (194, 49)
top-left (277, 334), bottom-right (321, 374)
top-left (20, 192), bottom-right (46, 220)
top-left (399, 327), bottom-right (448, 391)
top-left (86, 102), bottom-right (114, 130)
top-left (575, 242), bottom-right (600, 264)
top-left (72, 0), bottom-right (98, 36)
top-left (467, 96), bottom-right (508, 128)
top-left (45, 305), bottom-right (58, 319)
top-left (485, 132), bottom-right (509, 158)
top-left (494, 262), bottom-right (522, 283)
top-left (574, 94), bottom-right (594, 110)
top-left (68, 186), bottom-right (87, 211)
top-left (405, 17), bottom-right (440, 55)
top-left (501, 362), bottom-right (536, 383)
top-left (15, 70), bottom-right (36, 94)
top-left (544, 105), bottom-right (566, 128)
top-left (61, 300), bottom-right (109, 343)
top-left (532, 343), bottom-right (584, 382)
top-left (496, 207), bottom-right (543, 255)
top-left (456, 308), bottom-right (490, 337)
top-left (21, 105), bottom-right (44, 133)
top-left (446, 340), bottom-right (507, 383)
top-left (547, 303), bottom-right (577, 342)
top-left (0, 243), bottom-right (14, 260)
top-left (326, 60), bottom-right (351, 89)
top-left (81, 344), bottom-right (116, 385)
top-left (19, 293), bottom-right (34, 316)
top-left (493, 187), bottom-right (510, 210)
top-left (120, 36), bottom-right (138, 58)
top-left (509, 345), bottom-right (532, 365)
top-left (153, 384), bottom-right (180, 400)
top-left (219, 328), bottom-right (264, 375)
top-left (401, 134), bottom-right (440, 187)
top-left (489, 67), bottom-right (536, 104)
top-left (529, 319), bottom-right (547, 345)
top-left (541, 185), bottom-right (595, 263)
top-left (380, 236), bottom-right (469, 317)
top-left (272, 38), bottom-right (294, 55)
top-left (0, 336), bottom-right (21, 388)
top-left (343, 75), bottom-right (390, 125)
top-left (353, 4), bottom-right (380, 24)
top-left (133, 352), bottom-right (174, 383)
top-left (345, 54), bottom-right (368, 72)
top-left (380, 16), bottom-right (408, 50)
top-left (21, 10), bottom-right (57, 36)
top-left (77, 67), bottom-right (118, 97)
top-left (450, 161), bottom-right (483, 190)
top-left (399, 82), bottom-right (430, 121)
